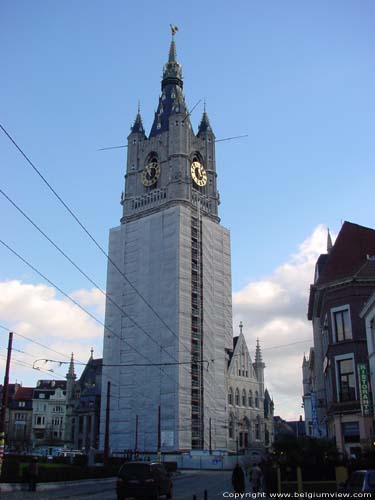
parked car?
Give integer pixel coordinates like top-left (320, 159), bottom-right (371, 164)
top-left (339, 470), bottom-right (375, 494)
top-left (116, 461), bottom-right (173, 499)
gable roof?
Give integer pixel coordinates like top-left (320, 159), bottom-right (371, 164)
top-left (316, 221), bottom-right (375, 285)
top-left (14, 387), bottom-right (34, 400)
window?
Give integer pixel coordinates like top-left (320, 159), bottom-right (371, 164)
top-left (229, 417), bottom-right (234, 439)
top-left (248, 391), bottom-right (253, 407)
top-left (255, 417), bottom-right (260, 440)
top-left (242, 389), bottom-right (247, 406)
top-left (337, 358), bottom-right (356, 401)
top-left (228, 387), bottom-right (233, 405)
top-left (332, 307), bottom-right (352, 341)
top-left (235, 388), bottom-right (240, 406)
top-left (255, 391), bottom-right (259, 408)
top-left (18, 401), bottom-right (26, 407)
top-left (342, 422), bottom-right (360, 443)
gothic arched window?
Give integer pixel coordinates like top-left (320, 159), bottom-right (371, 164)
top-left (242, 389), bottom-right (247, 407)
top-left (228, 387), bottom-right (233, 406)
top-left (229, 415), bottom-right (234, 439)
top-left (248, 390), bottom-right (253, 407)
top-left (235, 388), bottom-right (240, 406)
top-left (255, 391), bottom-right (259, 408)
top-left (255, 416), bottom-right (261, 440)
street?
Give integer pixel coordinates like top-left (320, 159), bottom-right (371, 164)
top-left (2, 470), bottom-right (245, 500)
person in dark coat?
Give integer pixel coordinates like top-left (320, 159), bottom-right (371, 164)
top-left (28, 457), bottom-right (39, 492)
top-left (232, 463), bottom-right (245, 493)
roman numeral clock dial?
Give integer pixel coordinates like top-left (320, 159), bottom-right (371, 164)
top-left (141, 160), bottom-right (160, 187)
top-left (191, 161), bottom-right (207, 187)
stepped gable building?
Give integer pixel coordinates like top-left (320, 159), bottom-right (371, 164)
top-left (226, 322), bottom-right (272, 454)
top-left (100, 31), bottom-right (233, 452)
top-left (306, 221), bottom-right (375, 456)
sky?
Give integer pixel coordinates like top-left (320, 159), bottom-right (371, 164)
top-left (0, 1), bottom-right (374, 420)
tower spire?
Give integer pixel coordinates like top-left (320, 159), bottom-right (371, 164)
top-left (198, 103), bottom-right (213, 136)
top-left (66, 352), bottom-right (76, 380)
top-left (255, 338), bottom-right (264, 365)
top-left (130, 104), bottom-right (145, 135)
top-left (162, 28), bottom-right (183, 90)
top-left (327, 228), bottom-right (333, 254)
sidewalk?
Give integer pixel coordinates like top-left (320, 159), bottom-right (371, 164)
top-left (0, 476), bottom-right (116, 497)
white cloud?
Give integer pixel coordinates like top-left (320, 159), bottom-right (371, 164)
top-left (70, 287), bottom-right (106, 316)
top-left (0, 280), bottom-right (103, 386)
top-left (233, 224), bottom-right (330, 420)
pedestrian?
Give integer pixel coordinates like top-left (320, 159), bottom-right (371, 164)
top-left (250, 463), bottom-right (263, 493)
top-left (28, 457), bottom-right (39, 492)
top-left (232, 463), bottom-right (245, 494)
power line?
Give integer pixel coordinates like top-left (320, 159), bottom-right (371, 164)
top-left (0, 124), bottom-right (197, 363)
top-left (0, 187), bottom-right (222, 410)
top-left (0, 353), bottom-right (65, 379)
top-left (0, 238), bottom-right (190, 394)
top-left (0, 324), bottom-right (81, 362)
top-left (0, 188), bottom-right (190, 369)
top-left (262, 338), bottom-right (312, 351)
top-left (32, 358), bottom-right (211, 369)
top-left (0, 192), bottom-right (202, 404)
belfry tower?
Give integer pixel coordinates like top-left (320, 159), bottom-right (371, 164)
top-left (100, 31), bottom-right (233, 452)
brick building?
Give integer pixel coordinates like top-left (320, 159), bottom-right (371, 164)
top-left (306, 221), bottom-right (375, 456)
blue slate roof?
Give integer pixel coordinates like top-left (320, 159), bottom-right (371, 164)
top-left (149, 84), bottom-right (187, 137)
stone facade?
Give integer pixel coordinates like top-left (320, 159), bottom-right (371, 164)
top-left (31, 380), bottom-right (67, 452)
top-left (226, 326), bottom-right (272, 455)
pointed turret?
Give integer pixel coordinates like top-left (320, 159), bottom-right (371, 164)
top-left (66, 352), bottom-right (76, 381)
top-left (66, 353), bottom-right (76, 403)
top-left (130, 104), bottom-right (146, 136)
top-left (197, 105), bottom-right (213, 137)
top-left (253, 339), bottom-right (265, 391)
top-left (327, 228), bottom-right (333, 254)
top-left (255, 338), bottom-right (264, 365)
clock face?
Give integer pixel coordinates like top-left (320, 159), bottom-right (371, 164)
top-left (191, 161), bottom-right (207, 187)
top-left (141, 160), bottom-right (160, 187)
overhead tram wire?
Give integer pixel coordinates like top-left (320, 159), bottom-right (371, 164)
top-left (0, 188), bottom-right (195, 370)
top-left (33, 358), bottom-right (210, 369)
top-left (0, 324), bottom-right (121, 390)
top-left (97, 134), bottom-right (248, 151)
top-left (0, 353), bottom-right (65, 379)
top-left (0, 324), bottom-right (77, 361)
top-left (0, 238), bottom-right (192, 394)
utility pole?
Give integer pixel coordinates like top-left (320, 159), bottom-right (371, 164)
top-left (209, 417), bottom-right (212, 454)
top-left (103, 381), bottom-right (111, 463)
top-left (0, 331), bottom-right (13, 477)
top-left (157, 405), bottom-right (161, 462)
top-left (134, 415), bottom-right (139, 458)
